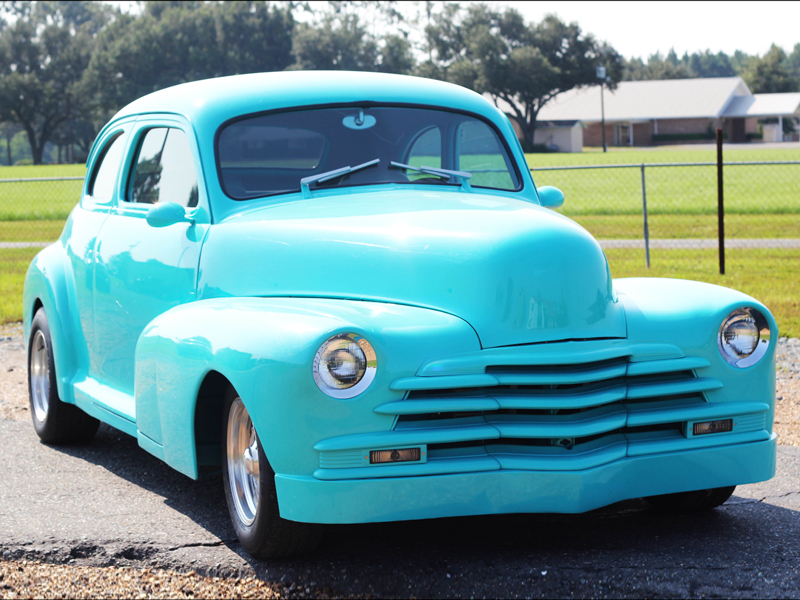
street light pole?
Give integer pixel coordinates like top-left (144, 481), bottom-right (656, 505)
top-left (597, 66), bottom-right (607, 153)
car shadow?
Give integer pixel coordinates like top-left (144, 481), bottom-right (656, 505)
top-left (49, 423), bottom-right (800, 598)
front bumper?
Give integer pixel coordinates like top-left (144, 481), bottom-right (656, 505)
top-left (276, 434), bottom-right (776, 523)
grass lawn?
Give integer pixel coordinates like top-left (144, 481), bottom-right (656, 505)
top-left (530, 149), bottom-right (800, 216)
top-left (606, 248), bottom-right (800, 338)
top-left (0, 247), bottom-right (39, 325)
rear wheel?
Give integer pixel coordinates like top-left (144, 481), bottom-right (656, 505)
top-left (644, 486), bottom-right (736, 513)
top-left (28, 307), bottom-right (99, 444)
top-left (221, 386), bottom-right (321, 558)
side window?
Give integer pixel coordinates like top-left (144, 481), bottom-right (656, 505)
top-left (407, 127), bottom-right (442, 170)
top-left (129, 128), bottom-right (199, 207)
top-left (456, 121), bottom-right (519, 190)
top-left (89, 132), bottom-right (127, 200)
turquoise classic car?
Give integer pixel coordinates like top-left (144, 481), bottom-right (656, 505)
top-left (24, 71), bottom-right (777, 558)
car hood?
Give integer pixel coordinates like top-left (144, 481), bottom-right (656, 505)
top-left (198, 188), bottom-right (626, 348)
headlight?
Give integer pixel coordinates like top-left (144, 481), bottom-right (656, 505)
top-left (313, 333), bottom-right (377, 398)
top-left (718, 308), bottom-right (770, 368)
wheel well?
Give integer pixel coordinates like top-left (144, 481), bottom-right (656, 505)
top-left (32, 298), bottom-right (43, 322)
top-left (194, 371), bottom-right (231, 468)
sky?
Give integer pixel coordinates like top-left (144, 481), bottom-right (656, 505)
top-left (490, 1), bottom-right (800, 58)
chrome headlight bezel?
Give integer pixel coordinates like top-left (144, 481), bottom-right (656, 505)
top-left (312, 333), bottom-right (377, 399)
top-left (717, 307), bottom-right (770, 368)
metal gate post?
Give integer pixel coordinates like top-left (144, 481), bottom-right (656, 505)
top-left (716, 128), bottom-right (725, 275)
top-left (640, 163), bottom-right (651, 268)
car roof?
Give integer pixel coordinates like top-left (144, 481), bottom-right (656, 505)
top-left (111, 71), bottom-right (506, 135)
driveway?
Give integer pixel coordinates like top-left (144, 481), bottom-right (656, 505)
top-left (2, 325), bottom-right (800, 598)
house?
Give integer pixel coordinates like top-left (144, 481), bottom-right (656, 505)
top-left (511, 77), bottom-right (800, 148)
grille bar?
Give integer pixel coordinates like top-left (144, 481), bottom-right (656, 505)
top-left (492, 437), bottom-right (628, 471)
top-left (374, 397), bottom-right (499, 415)
top-left (417, 340), bottom-right (684, 376)
top-left (487, 405), bottom-right (627, 439)
top-left (493, 384), bottom-right (627, 410)
top-left (314, 423), bottom-right (499, 452)
top-left (491, 361), bottom-right (627, 385)
top-left (626, 356), bottom-right (710, 376)
top-left (390, 373), bottom-right (498, 392)
top-left (627, 377), bottom-right (722, 399)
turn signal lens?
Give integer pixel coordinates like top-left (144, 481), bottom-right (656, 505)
top-left (313, 333), bottom-right (377, 399)
top-left (369, 448), bottom-right (421, 464)
top-left (693, 419), bottom-right (733, 436)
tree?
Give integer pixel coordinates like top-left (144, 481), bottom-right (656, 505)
top-left (0, 1), bottom-right (109, 164)
top-left (785, 43), bottom-right (800, 84)
top-left (419, 4), bottom-right (621, 149)
top-left (623, 50), bottom-right (692, 80)
top-left (290, 2), bottom-right (414, 73)
top-left (743, 44), bottom-right (796, 93)
top-left (83, 1), bottom-right (295, 117)
top-left (291, 12), bottom-right (377, 71)
top-left (688, 50), bottom-right (736, 78)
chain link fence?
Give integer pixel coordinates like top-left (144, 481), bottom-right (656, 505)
top-left (1, 162), bottom-right (799, 322)
top-left (534, 160), bottom-right (800, 274)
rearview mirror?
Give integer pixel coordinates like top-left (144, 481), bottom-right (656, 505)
top-left (146, 202), bottom-right (192, 227)
top-left (537, 186), bottom-right (564, 208)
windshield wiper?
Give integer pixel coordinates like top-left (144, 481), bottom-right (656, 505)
top-left (389, 161), bottom-right (472, 191)
top-left (301, 158), bottom-right (380, 198)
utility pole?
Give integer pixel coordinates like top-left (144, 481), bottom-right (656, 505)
top-left (597, 66), bottom-right (607, 152)
top-left (4, 124), bottom-right (11, 166)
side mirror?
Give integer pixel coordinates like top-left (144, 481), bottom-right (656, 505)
top-left (146, 202), bottom-right (192, 227)
top-left (537, 186), bottom-right (565, 208)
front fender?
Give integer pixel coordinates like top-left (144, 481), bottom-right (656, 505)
top-left (134, 297), bottom-right (480, 479)
top-left (23, 243), bottom-right (86, 404)
top-left (615, 277), bottom-right (777, 429)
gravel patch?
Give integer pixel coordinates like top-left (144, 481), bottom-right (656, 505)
top-left (0, 322), bottom-right (26, 421)
top-left (775, 337), bottom-right (800, 447)
top-left (0, 559), bottom-right (340, 599)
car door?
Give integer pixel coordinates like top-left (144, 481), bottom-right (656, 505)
top-left (66, 120), bottom-right (133, 382)
top-left (92, 117), bottom-right (211, 411)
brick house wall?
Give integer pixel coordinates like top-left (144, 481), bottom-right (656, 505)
top-left (632, 120), bottom-right (655, 146)
top-left (584, 123), bottom-right (614, 147)
top-left (655, 118), bottom-right (719, 135)
top-left (585, 118), bottom-right (732, 146)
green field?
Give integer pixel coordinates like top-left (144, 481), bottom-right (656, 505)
top-left (1, 151), bottom-right (798, 336)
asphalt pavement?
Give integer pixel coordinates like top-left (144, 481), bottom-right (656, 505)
top-left (1, 417), bottom-right (799, 598)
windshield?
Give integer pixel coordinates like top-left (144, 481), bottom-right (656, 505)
top-left (217, 106), bottom-right (521, 199)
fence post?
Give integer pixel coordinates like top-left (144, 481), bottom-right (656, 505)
top-left (640, 163), bottom-right (650, 268)
top-left (716, 128), bottom-right (725, 275)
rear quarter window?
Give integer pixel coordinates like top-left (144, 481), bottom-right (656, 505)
top-left (88, 132), bottom-right (127, 201)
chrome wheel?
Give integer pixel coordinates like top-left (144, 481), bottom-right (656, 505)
top-left (226, 397), bottom-right (260, 527)
top-left (30, 329), bottom-right (50, 423)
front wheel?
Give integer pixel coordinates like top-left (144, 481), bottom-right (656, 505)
top-left (644, 486), bottom-right (736, 513)
top-left (221, 386), bottom-right (321, 558)
top-left (28, 307), bottom-right (99, 444)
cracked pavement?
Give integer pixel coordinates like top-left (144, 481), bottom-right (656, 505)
top-left (1, 417), bottom-right (799, 598)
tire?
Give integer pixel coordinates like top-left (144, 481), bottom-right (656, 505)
top-left (221, 386), bottom-right (321, 558)
top-left (644, 486), bottom-right (736, 513)
top-left (28, 307), bottom-right (100, 444)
